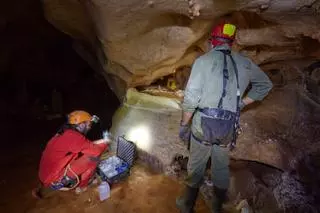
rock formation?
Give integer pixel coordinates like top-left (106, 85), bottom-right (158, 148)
top-left (42, 0), bottom-right (320, 98)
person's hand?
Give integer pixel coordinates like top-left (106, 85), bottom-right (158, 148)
top-left (93, 139), bottom-right (108, 145)
top-left (240, 97), bottom-right (255, 111)
top-left (179, 124), bottom-right (191, 142)
top-left (102, 130), bottom-right (112, 143)
top-left (239, 100), bottom-right (245, 111)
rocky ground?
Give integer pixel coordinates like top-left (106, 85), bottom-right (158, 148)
top-left (1, 147), bottom-right (210, 213)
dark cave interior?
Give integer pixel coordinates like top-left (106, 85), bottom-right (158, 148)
top-left (1, 0), bottom-right (120, 144)
top-left (1, 2), bottom-right (119, 211)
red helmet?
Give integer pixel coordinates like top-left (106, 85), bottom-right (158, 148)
top-left (210, 23), bottom-right (236, 47)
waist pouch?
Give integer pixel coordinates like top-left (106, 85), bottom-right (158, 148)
top-left (199, 108), bottom-right (236, 142)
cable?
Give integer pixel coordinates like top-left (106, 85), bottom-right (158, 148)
top-left (58, 163), bottom-right (80, 191)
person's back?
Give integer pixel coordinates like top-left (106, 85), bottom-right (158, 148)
top-left (39, 129), bottom-right (93, 187)
top-left (184, 43), bottom-right (272, 139)
top-left (177, 23), bottom-right (273, 213)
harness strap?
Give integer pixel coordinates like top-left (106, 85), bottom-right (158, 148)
top-left (228, 54), bottom-right (241, 119)
top-left (217, 50), bottom-right (229, 108)
top-left (216, 49), bottom-right (241, 150)
top-left (51, 163), bottom-right (80, 191)
top-left (63, 164), bottom-right (80, 190)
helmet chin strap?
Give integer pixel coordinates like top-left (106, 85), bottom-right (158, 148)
top-left (210, 37), bottom-right (233, 48)
top-left (75, 123), bottom-right (90, 135)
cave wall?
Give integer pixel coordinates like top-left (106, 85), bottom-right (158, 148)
top-left (3, 0), bottom-right (319, 175)
top-left (42, 0), bottom-right (320, 98)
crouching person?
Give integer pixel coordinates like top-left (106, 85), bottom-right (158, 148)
top-left (33, 110), bottom-right (111, 198)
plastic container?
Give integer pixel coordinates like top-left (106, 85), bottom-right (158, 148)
top-left (116, 162), bottom-right (129, 173)
top-left (97, 136), bottom-right (136, 184)
top-left (98, 181), bottom-right (110, 201)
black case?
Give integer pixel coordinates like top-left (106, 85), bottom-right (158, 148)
top-left (97, 136), bottom-right (136, 184)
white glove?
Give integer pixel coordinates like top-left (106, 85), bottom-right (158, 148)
top-left (102, 130), bottom-right (112, 143)
top-left (239, 100), bottom-right (245, 111)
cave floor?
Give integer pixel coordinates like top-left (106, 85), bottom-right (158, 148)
top-left (0, 144), bottom-right (209, 213)
top-left (33, 164), bottom-right (209, 213)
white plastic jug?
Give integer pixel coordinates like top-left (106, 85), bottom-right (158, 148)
top-left (98, 181), bottom-right (110, 201)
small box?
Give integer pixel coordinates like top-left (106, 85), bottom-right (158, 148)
top-left (97, 136), bottom-right (136, 184)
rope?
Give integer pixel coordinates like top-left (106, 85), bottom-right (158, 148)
top-left (58, 163), bottom-right (80, 191)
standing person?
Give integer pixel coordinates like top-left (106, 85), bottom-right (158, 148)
top-left (33, 110), bottom-right (111, 198)
top-left (177, 23), bottom-right (273, 213)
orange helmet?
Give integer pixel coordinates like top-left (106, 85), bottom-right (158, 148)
top-left (210, 23), bottom-right (236, 47)
top-left (68, 110), bottom-right (92, 125)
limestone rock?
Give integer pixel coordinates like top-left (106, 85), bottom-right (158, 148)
top-left (43, 0), bottom-right (95, 43)
top-left (42, 0), bottom-right (320, 96)
top-left (109, 88), bottom-right (189, 173)
top-left (41, 0), bottom-right (320, 185)
top-left (230, 62), bottom-right (320, 171)
top-left (109, 64), bottom-right (320, 174)
top-left (232, 12), bottom-right (320, 64)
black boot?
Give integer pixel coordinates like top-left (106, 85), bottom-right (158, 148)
top-left (212, 186), bottom-right (227, 213)
top-left (176, 185), bottom-right (199, 213)
top-left (32, 185), bottom-right (53, 199)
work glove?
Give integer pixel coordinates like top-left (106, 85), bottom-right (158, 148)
top-left (102, 130), bottom-right (112, 143)
top-left (179, 124), bottom-right (191, 143)
top-left (91, 115), bottom-right (100, 123)
top-left (239, 100), bottom-right (245, 111)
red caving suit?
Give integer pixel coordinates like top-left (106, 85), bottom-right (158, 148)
top-left (39, 129), bottom-right (107, 188)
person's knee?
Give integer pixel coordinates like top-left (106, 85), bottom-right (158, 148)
top-left (211, 146), bottom-right (230, 189)
top-left (212, 168), bottom-right (230, 189)
top-left (185, 171), bottom-right (205, 188)
top-left (211, 146), bottom-right (229, 170)
top-left (188, 140), bottom-right (211, 172)
top-left (187, 159), bottom-right (208, 188)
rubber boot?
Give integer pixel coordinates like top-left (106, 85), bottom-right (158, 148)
top-left (32, 184), bottom-right (54, 199)
top-left (176, 185), bottom-right (199, 213)
top-left (212, 186), bottom-right (227, 213)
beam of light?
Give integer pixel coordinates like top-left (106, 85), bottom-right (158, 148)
top-left (126, 125), bottom-right (151, 152)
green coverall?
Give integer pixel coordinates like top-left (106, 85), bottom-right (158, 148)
top-left (180, 44), bottom-right (273, 211)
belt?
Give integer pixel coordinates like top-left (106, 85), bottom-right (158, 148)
top-left (198, 108), bottom-right (236, 120)
top-left (191, 132), bottom-right (227, 147)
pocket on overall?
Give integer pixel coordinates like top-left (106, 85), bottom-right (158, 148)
top-left (200, 110), bottom-right (236, 142)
